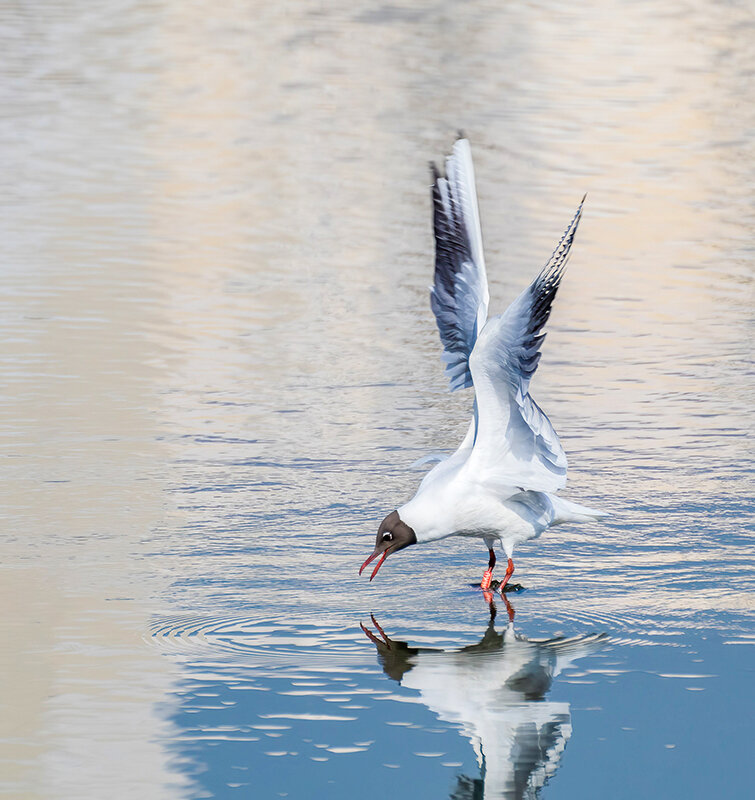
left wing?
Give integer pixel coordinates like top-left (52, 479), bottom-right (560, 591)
top-left (461, 198), bottom-right (585, 493)
top-left (430, 138), bottom-right (490, 391)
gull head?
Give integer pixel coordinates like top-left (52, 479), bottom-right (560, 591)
top-left (359, 510), bottom-right (417, 581)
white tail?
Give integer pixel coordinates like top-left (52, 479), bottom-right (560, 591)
top-left (550, 496), bottom-right (609, 525)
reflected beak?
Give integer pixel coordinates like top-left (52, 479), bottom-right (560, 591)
top-left (359, 548), bottom-right (390, 581)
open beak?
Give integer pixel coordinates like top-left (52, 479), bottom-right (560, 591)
top-left (359, 548), bottom-right (390, 581)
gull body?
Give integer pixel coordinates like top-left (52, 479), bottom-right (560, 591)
top-left (360, 138), bottom-right (606, 588)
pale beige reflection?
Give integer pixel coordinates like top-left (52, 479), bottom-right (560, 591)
top-left (0, 569), bottom-right (188, 799)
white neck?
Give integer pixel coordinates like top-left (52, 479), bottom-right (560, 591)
top-left (398, 498), bottom-right (454, 544)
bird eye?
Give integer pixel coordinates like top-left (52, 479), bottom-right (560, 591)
top-left (382, 532), bottom-right (393, 542)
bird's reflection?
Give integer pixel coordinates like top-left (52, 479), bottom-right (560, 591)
top-left (362, 598), bottom-right (605, 800)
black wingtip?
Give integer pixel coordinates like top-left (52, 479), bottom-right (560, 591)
top-left (456, 129), bottom-right (467, 142)
top-left (429, 161), bottom-right (441, 181)
top-left (580, 192), bottom-right (587, 204)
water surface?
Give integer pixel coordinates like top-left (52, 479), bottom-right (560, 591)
top-left (0, 0), bottom-right (752, 798)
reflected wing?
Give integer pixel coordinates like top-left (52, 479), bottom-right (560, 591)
top-left (430, 138), bottom-right (490, 391)
top-left (463, 198), bottom-right (585, 493)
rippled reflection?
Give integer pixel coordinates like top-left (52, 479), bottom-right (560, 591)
top-left (363, 601), bottom-right (605, 800)
top-left (147, 601), bottom-right (610, 798)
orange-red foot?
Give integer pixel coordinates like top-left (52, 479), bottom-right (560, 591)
top-left (480, 568), bottom-right (493, 590)
top-left (480, 548), bottom-right (496, 589)
top-left (499, 558), bottom-right (515, 591)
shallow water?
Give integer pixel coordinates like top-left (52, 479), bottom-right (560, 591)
top-left (0, 0), bottom-right (753, 798)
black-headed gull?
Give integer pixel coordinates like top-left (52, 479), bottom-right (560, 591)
top-left (360, 138), bottom-right (606, 590)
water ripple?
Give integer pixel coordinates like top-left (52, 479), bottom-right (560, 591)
top-left (149, 615), bottom-right (372, 664)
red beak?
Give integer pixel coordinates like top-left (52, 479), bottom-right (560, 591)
top-left (359, 549), bottom-right (389, 581)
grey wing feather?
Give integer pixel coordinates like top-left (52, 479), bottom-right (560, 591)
top-left (464, 198), bottom-right (585, 492)
top-left (430, 138), bottom-right (489, 391)
top-left (510, 196), bottom-right (586, 398)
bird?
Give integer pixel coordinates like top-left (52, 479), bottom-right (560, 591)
top-left (359, 136), bottom-right (607, 591)
top-left (361, 604), bottom-right (605, 799)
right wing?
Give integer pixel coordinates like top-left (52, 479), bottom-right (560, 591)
top-left (415, 415), bottom-right (476, 495)
top-left (430, 138), bottom-right (490, 391)
top-left (462, 198), bottom-right (585, 493)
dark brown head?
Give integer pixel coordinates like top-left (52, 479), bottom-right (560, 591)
top-left (359, 510), bottom-right (417, 581)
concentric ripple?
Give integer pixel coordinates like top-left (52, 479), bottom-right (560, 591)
top-left (149, 614), bottom-right (373, 664)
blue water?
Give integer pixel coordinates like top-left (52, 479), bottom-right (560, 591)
top-left (149, 611), bottom-right (752, 798)
top-left (1, 0), bottom-right (752, 798)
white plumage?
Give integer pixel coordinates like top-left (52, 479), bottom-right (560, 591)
top-left (400, 139), bottom-right (605, 587)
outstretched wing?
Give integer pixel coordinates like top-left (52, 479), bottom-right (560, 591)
top-left (462, 198), bottom-right (585, 493)
top-left (430, 138), bottom-right (489, 391)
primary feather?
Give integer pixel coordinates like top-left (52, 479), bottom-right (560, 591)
top-left (462, 198), bottom-right (585, 493)
top-left (430, 138), bottom-right (490, 391)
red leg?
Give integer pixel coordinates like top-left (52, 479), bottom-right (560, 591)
top-left (500, 592), bottom-right (515, 622)
top-left (480, 548), bottom-right (496, 590)
top-left (499, 558), bottom-right (515, 591)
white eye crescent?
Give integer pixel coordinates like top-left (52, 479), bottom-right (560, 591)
top-left (382, 532), bottom-right (393, 542)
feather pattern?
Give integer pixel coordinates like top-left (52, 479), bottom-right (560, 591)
top-left (430, 138), bottom-right (490, 391)
top-left (462, 197), bottom-right (585, 493)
